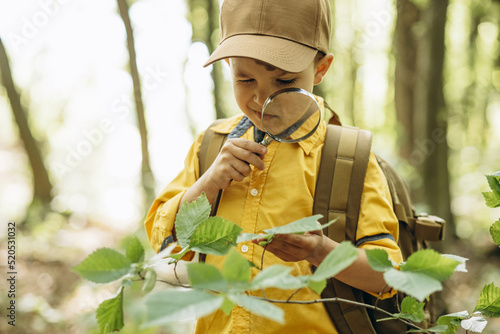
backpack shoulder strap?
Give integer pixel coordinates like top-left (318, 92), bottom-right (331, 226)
top-left (199, 119), bottom-right (228, 217)
top-left (314, 124), bottom-right (372, 242)
top-left (314, 124), bottom-right (376, 334)
top-left (199, 119), bottom-right (227, 177)
top-left (197, 120), bottom-right (228, 263)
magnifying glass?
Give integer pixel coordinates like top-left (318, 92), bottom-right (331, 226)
top-left (259, 88), bottom-right (321, 146)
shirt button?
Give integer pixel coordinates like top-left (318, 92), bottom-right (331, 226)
top-left (250, 188), bottom-right (258, 196)
top-left (241, 245), bottom-right (249, 253)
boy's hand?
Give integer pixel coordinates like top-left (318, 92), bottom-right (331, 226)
top-left (205, 138), bottom-right (267, 190)
top-left (181, 139), bottom-right (266, 206)
top-left (253, 229), bottom-right (326, 266)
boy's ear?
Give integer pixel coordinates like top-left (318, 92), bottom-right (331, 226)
top-left (314, 53), bottom-right (334, 85)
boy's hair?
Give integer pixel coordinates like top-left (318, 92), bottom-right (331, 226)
top-left (204, 0), bottom-right (331, 73)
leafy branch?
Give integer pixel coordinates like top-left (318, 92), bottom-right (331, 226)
top-left (74, 179), bottom-right (500, 333)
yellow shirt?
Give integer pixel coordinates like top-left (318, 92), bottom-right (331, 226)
top-left (145, 114), bottom-right (402, 334)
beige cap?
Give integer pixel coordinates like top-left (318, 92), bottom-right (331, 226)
top-left (203, 0), bottom-right (331, 73)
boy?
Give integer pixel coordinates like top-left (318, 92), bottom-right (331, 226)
top-left (145, 0), bottom-right (402, 333)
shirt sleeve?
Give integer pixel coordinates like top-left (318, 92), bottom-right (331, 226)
top-left (144, 132), bottom-right (204, 255)
top-left (356, 152), bottom-right (403, 298)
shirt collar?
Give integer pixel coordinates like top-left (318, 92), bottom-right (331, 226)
top-left (209, 96), bottom-right (327, 155)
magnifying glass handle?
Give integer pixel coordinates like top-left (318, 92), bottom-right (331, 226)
top-left (259, 135), bottom-right (273, 146)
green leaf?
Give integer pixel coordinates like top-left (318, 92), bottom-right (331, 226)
top-left (73, 248), bottom-right (132, 283)
top-left (446, 310), bottom-right (470, 317)
top-left (264, 215), bottom-right (328, 234)
top-left (143, 290), bottom-right (224, 328)
top-left (190, 217), bottom-right (243, 255)
top-left (441, 254), bottom-right (468, 272)
top-left (237, 233), bottom-right (263, 243)
top-left (312, 241), bottom-right (359, 281)
top-left (96, 287), bottom-right (124, 334)
top-left (148, 242), bottom-right (178, 265)
top-left (220, 297), bottom-right (235, 315)
top-left (434, 312), bottom-right (467, 334)
top-left (461, 316), bottom-right (487, 333)
top-left (486, 174), bottom-right (500, 193)
top-left (187, 262), bottom-right (228, 292)
top-left (121, 277), bottom-right (134, 287)
top-left (308, 278), bottom-right (327, 295)
top-left (394, 296), bottom-right (425, 323)
top-left (408, 324), bottom-right (449, 333)
top-left (250, 265), bottom-right (291, 288)
top-left (474, 283), bottom-right (500, 317)
top-left (126, 236), bottom-right (145, 263)
top-left (365, 248), bottom-right (393, 272)
top-left (175, 193), bottom-right (211, 248)
top-left (222, 249), bottom-right (252, 286)
top-left (250, 265), bottom-right (305, 291)
top-left (482, 191), bottom-right (500, 208)
top-left (142, 268), bottom-right (157, 295)
top-left (236, 215), bottom-right (335, 243)
top-left (483, 174), bottom-right (500, 208)
top-left (490, 219), bottom-right (500, 245)
top-left (168, 246), bottom-right (191, 261)
top-left (384, 269), bottom-right (442, 302)
top-left (400, 249), bottom-right (460, 282)
top-left (229, 293), bottom-right (284, 324)
top-left (259, 240), bottom-right (270, 247)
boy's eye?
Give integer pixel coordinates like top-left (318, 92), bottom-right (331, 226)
top-left (237, 79), bottom-right (254, 84)
top-left (277, 78), bottom-right (297, 85)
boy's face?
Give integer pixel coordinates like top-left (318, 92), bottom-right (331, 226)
top-left (229, 57), bottom-right (325, 131)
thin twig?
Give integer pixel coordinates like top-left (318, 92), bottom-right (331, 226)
top-left (173, 262), bottom-right (190, 288)
top-left (374, 284), bottom-right (389, 309)
top-left (396, 291), bottom-right (401, 313)
top-left (137, 266), bottom-right (428, 332)
top-left (136, 269), bottom-right (190, 288)
top-left (259, 243), bottom-right (271, 298)
top-left (157, 278), bottom-right (190, 288)
top-left (261, 296), bottom-right (427, 332)
top-left (260, 238), bottom-right (272, 271)
top-left (286, 288), bottom-right (303, 302)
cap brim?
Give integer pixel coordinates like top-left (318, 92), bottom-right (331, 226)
top-left (203, 35), bottom-right (318, 73)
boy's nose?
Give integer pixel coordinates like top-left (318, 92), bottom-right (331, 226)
top-left (254, 87), bottom-right (274, 108)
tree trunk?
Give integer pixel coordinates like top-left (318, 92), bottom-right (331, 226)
top-left (0, 38), bottom-right (53, 208)
top-left (116, 0), bottom-right (155, 206)
top-left (395, 0), bottom-right (453, 240)
top-left (205, 0), bottom-right (226, 120)
top-left (394, 1), bottom-right (453, 319)
top-left (347, 48), bottom-right (358, 127)
top-left (394, 0), bottom-right (419, 160)
top-left (186, 0), bottom-right (226, 120)
top-left (413, 0), bottom-right (454, 239)
top-left (182, 57), bottom-right (197, 137)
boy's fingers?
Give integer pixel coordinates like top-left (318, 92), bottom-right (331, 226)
top-left (224, 139), bottom-right (267, 170)
top-left (229, 138), bottom-right (267, 155)
top-left (272, 233), bottom-right (316, 252)
top-left (243, 151), bottom-right (266, 170)
top-left (230, 160), bottom-right (252, 179)
top-left (265, 240), bottom-right (303, 261)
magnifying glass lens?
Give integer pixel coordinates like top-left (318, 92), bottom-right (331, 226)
top-left (261, 88), bottom-right (321, 144)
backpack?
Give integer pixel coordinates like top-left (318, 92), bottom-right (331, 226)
top-left (198, 120), bottom-right (446, 333)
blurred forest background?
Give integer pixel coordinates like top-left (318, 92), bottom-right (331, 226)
top-left (0, 0), bottom-right (499, 333)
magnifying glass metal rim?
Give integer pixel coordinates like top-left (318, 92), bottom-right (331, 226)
top-left (260, 87), bottom-right (321, 144)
